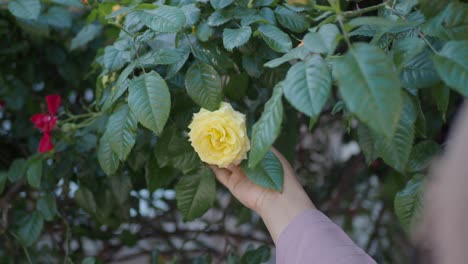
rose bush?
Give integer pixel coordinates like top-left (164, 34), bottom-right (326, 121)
top-left (1, 0), bottom-right (467, 262)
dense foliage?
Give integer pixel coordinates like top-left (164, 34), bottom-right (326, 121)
top-left (1, 0), bottom-right (467, 262)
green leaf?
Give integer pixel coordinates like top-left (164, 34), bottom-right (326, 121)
top-left (102, 63), bottom-right (135, 111)
top-left (142, 6), bottom-right (186, 33)
top-left (274, 6), bottom-right (310, 33)
top-left (394, 174), bottom-right (424, 230)
top-left (419, 0), bottom-right (450, 18)
top-left (166, 48), bottom-right (190, 78)
top-left (242, 55), bottom-right (263, 78)
top-left (153, 48), bottom-right (186, 65)
top-left (393, 37), bottom-right (426, 67)
top-left (16, 15), bottom-right (49, 36)
top-left (154, 127), bottom-right (201, 173)
top-left (0, 172), bottom-right (7, 194)
top-left (348, 17), bottom-right (416, 34)
top-left (52, 0), bottom-right (82, 7)
top-left (44, 6), bottom-right (72, 29)
top-left (128, 71), bottom-right (171, 135)
top-left (431, 83), bottom-right (450, 119)
top-left (207, 10), bottom-right (232, 26)
top-left (334, 43), bottom-right (403, 138)
top-left (196, 21), bottom-right (214, 42)
top-left (181, 4), bottom-right (200, 26)
top-left (211, 0), bottom-right (234, 9)
top-left (433, 40), bottom-right (468, 96)
top-left (70, 24), bottom-right (102, 50)
top-left (406, 140), bottom-right (440, 173)
top-left (264, 46), bottom-right (309, 68)
top-left (75, 187), bottom-right (97, 214)
top-left (37, 193), bottom-right (57, 221)
top-left (82, 257), bottom-right (96, 264)
top-left (26, 158), bottom-right (42, 188)
top-left (259, 7), bottom-right (276, 24)
top-left (16, 211), bottom-right (44, 247)
top-left (175, 167), bottom-right (216, 221)
top-left (106, 104), bottom-right (138, 161)
top-left (185, 62), bottom-right (223, 111)
top-left (400, 49), bottom-right (440, 89)
top-left (395, 0), bottom-right (418, 15)
top-left (225, 73), bottom-right (249, 101)
top-left (414, 96), bottom-right (427, 137)
top-left (257, 24), bottom-right (292, 53)
top-left (374, 94), bottom-right (417, 172)
top-left (249, 84), bottom-right (284, 168)
top-left (223, 26), bottom-right (252, 51)
top-left (303, 24), bottom-right (340, 55)
top-left (191, 42), bottom-right (236, 73)
top-left (103, 46), bottom-right (127, 71)
top-left (168, 138), bottom-right (201, 174)
top-left (109, 174), bottom-right (132, 205)
top-left (8, 0), bottom-right (41, 20)
top-left (145, 156), bottom-right (176, 192)
top-left (283, 55), bottom-right (331, 118)
top-left (242, 151), bottom-right (283, 191)
top-left (357, 125), bottom-right (378, 165)
top-left (422, 2), bottom-right (468, 40)
top-left (98, 134), bottom-right (119, 176)
top-left (241, 14), bottom-right (268, 26)
top-left (8, 158), bottom-right (26, 182)
top-left (240, 245), bottom-right (270, 264)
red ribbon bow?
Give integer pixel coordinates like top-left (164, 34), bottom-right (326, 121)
top-left (30, 95), bottom-right (61, 153)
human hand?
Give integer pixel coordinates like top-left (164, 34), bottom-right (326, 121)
top-left (211, 149), bottom-right (315, 242)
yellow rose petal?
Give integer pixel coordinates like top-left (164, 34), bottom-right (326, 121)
top-left (188, 102), bottom-right (250, 168)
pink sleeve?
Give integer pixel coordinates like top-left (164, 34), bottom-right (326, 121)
top-left (276, 209), bottom-right (377, 264)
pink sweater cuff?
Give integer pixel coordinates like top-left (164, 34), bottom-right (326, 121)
top-left (276, 209), bottom-right (376, 264)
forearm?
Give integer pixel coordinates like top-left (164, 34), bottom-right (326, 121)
top-left (258, 183), bottom-right (315, 243)
top-left (275, 209), bottom-right (376, 264)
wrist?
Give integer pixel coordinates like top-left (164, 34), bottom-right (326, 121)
top-left (257, 188), bottom-right (315, 243)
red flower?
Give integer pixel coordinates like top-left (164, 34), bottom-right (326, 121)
top-left (0, 100), bottom-right (5, 109)
top-left (31, 95), bottom-right (61, 153)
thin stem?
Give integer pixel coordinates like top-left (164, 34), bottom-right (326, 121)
top-left (314, 4), bottom-right (335, 12)
top-left (342, 0), bottom-right (391, 18)
top-left (326, 0), bottom-right (340, 13)
top-left (337, 15), bottom-right (352, 49)
top-left (63, 219), bottom-right (71, 264)
top-left (60, 111), bottom-right (102, 124)
top-left (23, 246), bottom-right (33, 264)
top-left (184, 33), bottom-right (196, 54)
top-left (9, 232), bottom-right (32, 264)
top-left (386, 6), bottom-right (439, 54)
top-left (110, 22), bottom-right (135, 39)
top-left (111, 22), bottom-right (147, 73)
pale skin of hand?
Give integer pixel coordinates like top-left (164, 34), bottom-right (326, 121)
top-left (210, 149), bottom-right (316, 243)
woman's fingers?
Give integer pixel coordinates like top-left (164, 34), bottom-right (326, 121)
top-left (210, 165), bottom-right (231, 187)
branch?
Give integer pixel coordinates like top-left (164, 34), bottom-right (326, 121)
top-left (365, 205), bottom-right (386, 251)
top-left (0, 180), bottom-right (25, 231)
top-left (342, 0), bottom-right (391, 18)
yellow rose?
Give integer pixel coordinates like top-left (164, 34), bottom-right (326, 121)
top-left (188, 102), bottom-right (250, 168)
